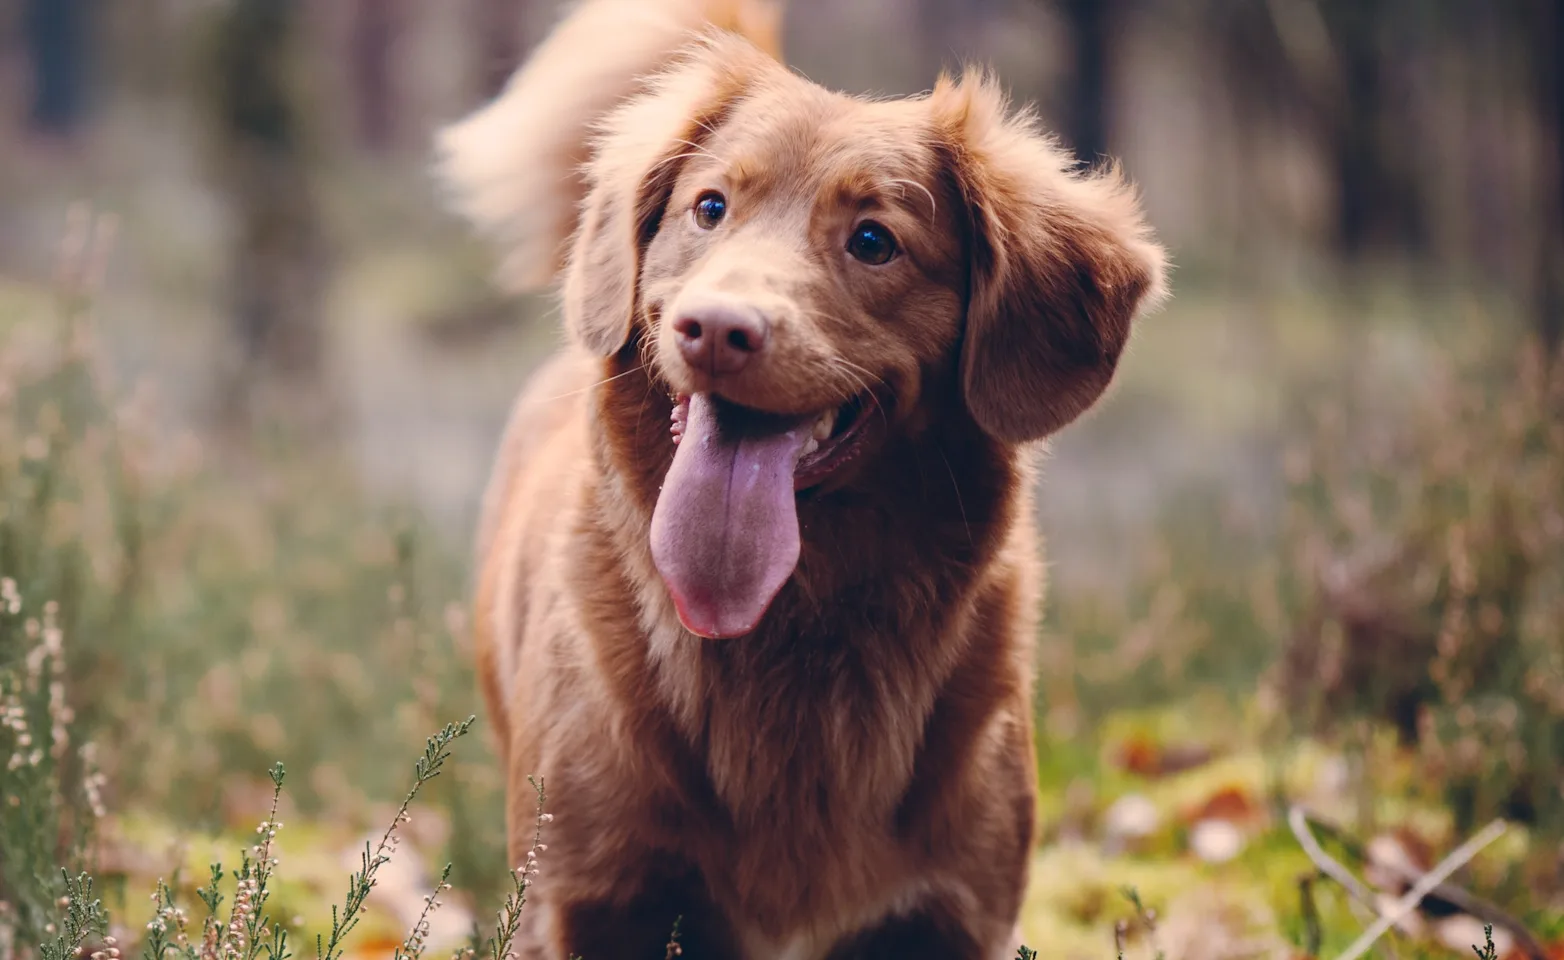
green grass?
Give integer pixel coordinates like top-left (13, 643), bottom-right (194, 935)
top-left (0, 262), bottom-right (507, 945)
top-left (2, 237), bottom-right (1562, 959)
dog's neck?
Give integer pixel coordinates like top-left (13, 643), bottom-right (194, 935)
top-left (567, 358), bottom-right (1030, 832)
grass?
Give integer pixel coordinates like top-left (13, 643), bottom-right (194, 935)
top-left (0, 218), bottom-right (507, 949)
top-left (1, 210), bottom-right (1562, 958)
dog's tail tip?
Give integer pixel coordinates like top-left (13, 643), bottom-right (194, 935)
top-left (704, 0), bottom-right (786, 59)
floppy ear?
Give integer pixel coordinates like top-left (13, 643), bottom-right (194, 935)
top-left (562, 36), bottom-right (767, 356)
top-left (932, 69), bottom-right (1168, 444)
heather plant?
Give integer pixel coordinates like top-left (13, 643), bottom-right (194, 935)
top-left (36, 873), bottom-right (110, 960)
top-left (2, 208), bottom-right (1554, 960)
top-left (5, 718), bottom-right (494, 960)
top-left (1279, 337), bottom-right (1564, 850)
top-left (0, 208), bottom-right (126, 953)
top-left (11, 718), bottom-right (1050, 960)
top-left (316, 718), bottom-right (474, 960)
top-left (0, 582), bottom-right (109, 952)
top-left (0, 208), bottom-right (505, 910)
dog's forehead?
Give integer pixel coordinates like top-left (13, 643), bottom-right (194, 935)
top-left (714, 89), bottom-right (939, 189)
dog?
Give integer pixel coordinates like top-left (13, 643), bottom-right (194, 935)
top-left (439, 1), bottom-right (1166, 956)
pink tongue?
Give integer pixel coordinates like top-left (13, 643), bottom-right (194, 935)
top-left (650, 394), bottom-right (812, 638)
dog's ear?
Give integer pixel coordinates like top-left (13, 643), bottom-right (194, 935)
top-left (434, 0), bottom-right (782, 296)
top-left (563, 36), bottom-right (767, 356)
top-left (932, 69), bottom-right (1167, 444)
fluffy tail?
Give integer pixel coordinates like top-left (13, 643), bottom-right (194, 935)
top-left (435, 0), bottom-right (782, 293)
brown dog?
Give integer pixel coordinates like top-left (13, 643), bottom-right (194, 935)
top-left (440, 1), bottom-right (1165, 956)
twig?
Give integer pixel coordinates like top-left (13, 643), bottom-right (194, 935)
top-left (664, 916), bottom-right (684, 960)
top-left (39, 872), bottom-right (109, 960)
top-left (395, 863), bottom-right (453, 960)
top-left (1473, 924), bottom-right (1499, 960)
top-left (1287, 806), bottom-right (1378, 909)
top-left (1331, 819), bottom-right (1507, 960)
top-left (1377, 855), bottom-right (1549, 960)
top-left (486, 775), bottom-right (549, 960)
top-left (1120, 888), bottom-right (1165, 960)
top-left (225, 764), bottom-right (287, 960)
top-left (1301, 810), bottom-right (1548, 960)
top-left (1289, 807), bottom-right (1396, 959)
top-left (317, 716), bottom-right (474, 960)
top-left (1298, 875), bottom-right (1322, 958)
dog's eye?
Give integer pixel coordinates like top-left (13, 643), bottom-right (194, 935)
top-left (693, 191), bottom-right (727, 229)
top-left (847, 221), bottom-right (897, 265)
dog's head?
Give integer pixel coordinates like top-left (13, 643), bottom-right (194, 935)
top-left (560, 35), bottom-right (1165, 638)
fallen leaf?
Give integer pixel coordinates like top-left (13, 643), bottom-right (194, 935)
top-left (1114, 735), bottom-right (1215, 779)
top-left (1500, 940), bottom-right (1564, 960)
top-left (1115, 733), bottom-right (1163, 777)
top-left (1183, 785), bottom-right (1265, 828)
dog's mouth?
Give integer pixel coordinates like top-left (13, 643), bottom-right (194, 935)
top-left (650, 390), bottom-right (879, 640)
top-left (668, 391), bottom-right (877, 489)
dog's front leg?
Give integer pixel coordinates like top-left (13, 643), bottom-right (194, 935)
top-left (550, 873), bottom-right (741, 960)
top-left (822, 905), bottom-right (1007, 960)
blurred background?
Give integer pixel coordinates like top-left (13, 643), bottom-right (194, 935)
top-left (0, 1), bottom-right (1560, 958)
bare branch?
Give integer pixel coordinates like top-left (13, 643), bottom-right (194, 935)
top-left (1332, 819), bottom-right (1508, 960)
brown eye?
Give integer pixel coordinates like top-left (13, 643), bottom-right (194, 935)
top-left (693, 191), bottom-right (727, 229)
top-left (847, 220), bottom-right (896, 265)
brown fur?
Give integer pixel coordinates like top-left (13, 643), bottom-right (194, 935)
top-left (444, 3), bottom-right (1166, 956)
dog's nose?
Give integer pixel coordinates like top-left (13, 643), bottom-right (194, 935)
top-left (673, 304), bottom-right (769, 376)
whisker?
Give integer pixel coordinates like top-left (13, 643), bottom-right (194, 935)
top-left (622, 330), bottom-right (672, 450)
top-left (796, 306), bottom-right (895, 428)
top-left (670, 138), bottom-right (727, 169)
top-left (534, 364), bottom-right (645, 405)
top-left (634, 369), bottom-right (659, 451)
top-left (825, 359), bottom-right (891, 433)
top-left (832, 357), bottom-right (889, 390)
top-left (647, 151), bottom-right (716, 176)
top-left (827, 359), bottom-right (869, 399)
top-left (882, 178), bottom-right (937, 221)
top-left (637, 325), bottom-right (658, 366)
top-left (932, 441), bottom-right (973, 547)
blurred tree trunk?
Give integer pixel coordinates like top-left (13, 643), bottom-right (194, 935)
top-left (916, 0), bottom-right (960, 71)
top-left (22, 0), bottom-right (88, 135)
top-left (471, 0), bottom-right (527, 100)
top-left (1534, 0), bottom-right (1564, 355)
top-left (916, 0), bottom-right (1001, 76)
top-left (349, 0), bottom-right (402, 151)
top-left (1216, 1), bottom-right (1295, 273)
top-left (202, 0), bottom-right (334, 436)
top-left (1317, 0), bottom-right (1427, 261)
top-left (1328, 1), bottom-right (1379, 258)
top-left (1060, 0), bottom-right (1111, 164)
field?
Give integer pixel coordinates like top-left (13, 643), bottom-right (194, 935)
top-left (2, 205), bottom-right (1560, 957)
top-left (3, 1), bottom-right (1564, 955)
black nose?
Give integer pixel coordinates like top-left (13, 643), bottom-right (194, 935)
top-left (672, 304), bottom-right (769, 376)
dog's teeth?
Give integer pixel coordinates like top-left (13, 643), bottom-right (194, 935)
top-left (812, 410), bottom-right (835, 441)
top-left (801, 437), bottom-right (819, 457)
